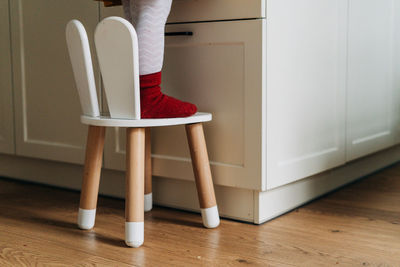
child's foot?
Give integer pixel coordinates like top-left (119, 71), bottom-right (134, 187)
top-left (140, 72), bottom-right (197, 119)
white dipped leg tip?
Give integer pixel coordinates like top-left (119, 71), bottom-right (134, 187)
top-left (201, 206), bottom-right (220, 228)
top-left (144, 193), bottom-right (152, 212)
top-left (78, 208), bottom-right (96, 230)
top-left (125, 222), bottom-right (144, 248)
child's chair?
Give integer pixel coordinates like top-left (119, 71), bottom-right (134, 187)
top-left (65, 17), bottom-right (219, 248)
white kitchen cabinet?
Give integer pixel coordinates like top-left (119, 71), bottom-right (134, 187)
top-left (101, 1), bottom-right (352, 192)
top-left (266, 0), bottom-right (348, 189)
top-left (0, 0), bottom-right (15, 154)
top-left (10, 0), bottom-right (100, 164)
top-left (102, 20), bottom-right (266, 190)
top-left (346, 0), bottom-right (400, 161)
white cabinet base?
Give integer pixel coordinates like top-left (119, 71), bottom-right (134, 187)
top-left (1, 145), bottom-right (400, 223)
top-left (256, 145), bottom-right (400, 223)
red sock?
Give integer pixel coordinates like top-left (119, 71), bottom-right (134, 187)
top-left (140, 72), bottom-right (197, 119)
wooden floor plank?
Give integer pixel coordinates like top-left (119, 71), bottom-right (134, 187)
top-left (0, 230), bottom-right (132, 267)
top-left (1, 162), bottom-right (400, 266)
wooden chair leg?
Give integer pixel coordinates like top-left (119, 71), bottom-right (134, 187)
top-left (125, 127), bottom-right (145, 247)
top-left (144, 128), bottom-right (152, 212)
top-left (185, 123), bottom-right (220, 228)
top-left (78, 125), bottom-right (106, 230)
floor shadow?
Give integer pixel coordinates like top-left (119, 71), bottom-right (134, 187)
top-left (151, 215), bottom-right (203, 228)
top-left (0, 209), bottom-right (126, 248)
top-left (27, 216), bottom-right (77, 230)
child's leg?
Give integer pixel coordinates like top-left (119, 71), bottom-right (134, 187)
top-left (122, 0), bottom-right (197, 118)
top-left (130, 0), bottom-right (171, 75)
top-left (121, 0), bottom-right (132, 23)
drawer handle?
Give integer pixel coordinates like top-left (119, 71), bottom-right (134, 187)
top-left (165, 31), bottom-right (193, 36)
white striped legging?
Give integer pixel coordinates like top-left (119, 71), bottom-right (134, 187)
top-left (121, 0), bottom-right (172, 76)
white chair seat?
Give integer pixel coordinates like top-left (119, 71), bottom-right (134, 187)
top-left (81, 112), bottom-right (212, 127)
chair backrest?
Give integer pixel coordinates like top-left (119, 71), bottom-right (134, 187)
top-left (66, 19), bottom-right (100, 117)
top-left (94, 17), bottom-right (141, 120)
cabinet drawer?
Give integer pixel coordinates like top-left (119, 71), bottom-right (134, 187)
top-left (100, 0), bottom-right (265, 23)
top-left (168, 0), bottom-right (265, 23)
top-left (104, 20), bottom-right (266, 190)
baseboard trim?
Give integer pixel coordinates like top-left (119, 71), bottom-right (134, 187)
top-left (255, 145), bottom-right (400, 224)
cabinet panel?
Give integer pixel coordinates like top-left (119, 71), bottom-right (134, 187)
top-left (395, 0), bottom-right (400, 143)
top-left (100, 0), bottom-right (265, 24)
top-left (10, 0), bottom-right (100, 164)
top-left (0, 0), bottom-right (15, 154)
top-left (168, 0), bottom-right (264, 23)
top-left (266, 0), bottom-right (348, 189)
top-left (346, 0), bottom-right (400, 161)
top-left (104, 20), bottom-right (265, 190)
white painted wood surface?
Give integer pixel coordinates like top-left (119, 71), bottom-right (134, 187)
top-left (256, 145), bottom-right (400, 224)
top-left (395, 0), bottom-right (400, 144)
top-left (100, 0), bottom-right (265, 24)
top-left (95, 17), bottom-right (140, 120)
top-left (266, 0), bottom-right (348, 189)
top-left (81, 113), bottom-right (211, 127)
top-left (167, 0), bottom-right (265, 23)
top-left (66, 20), bottom-right (100, 117)
top-left (346, 0), bottom-right (400, 160)
top-left (10, 0), bottom-right (100, 164)
top-left (0, 0), bottom-right (15, 155)
top-left (101, 20), bottom-right (265, 191)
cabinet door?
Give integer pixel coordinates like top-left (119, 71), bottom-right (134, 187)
top-left (0, 0), bottom-right (15, 154)
top-left (103, 20), bottom-right (265, 190)
top-left (266, 0), bottom-right (348, 189)
top-left (10, 0), bottom-right (100, 164)
top-left (346, 0), bottom-right (400, 161)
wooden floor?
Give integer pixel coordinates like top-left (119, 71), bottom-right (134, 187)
top-left (1, 164), bottom-right (400, 266)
